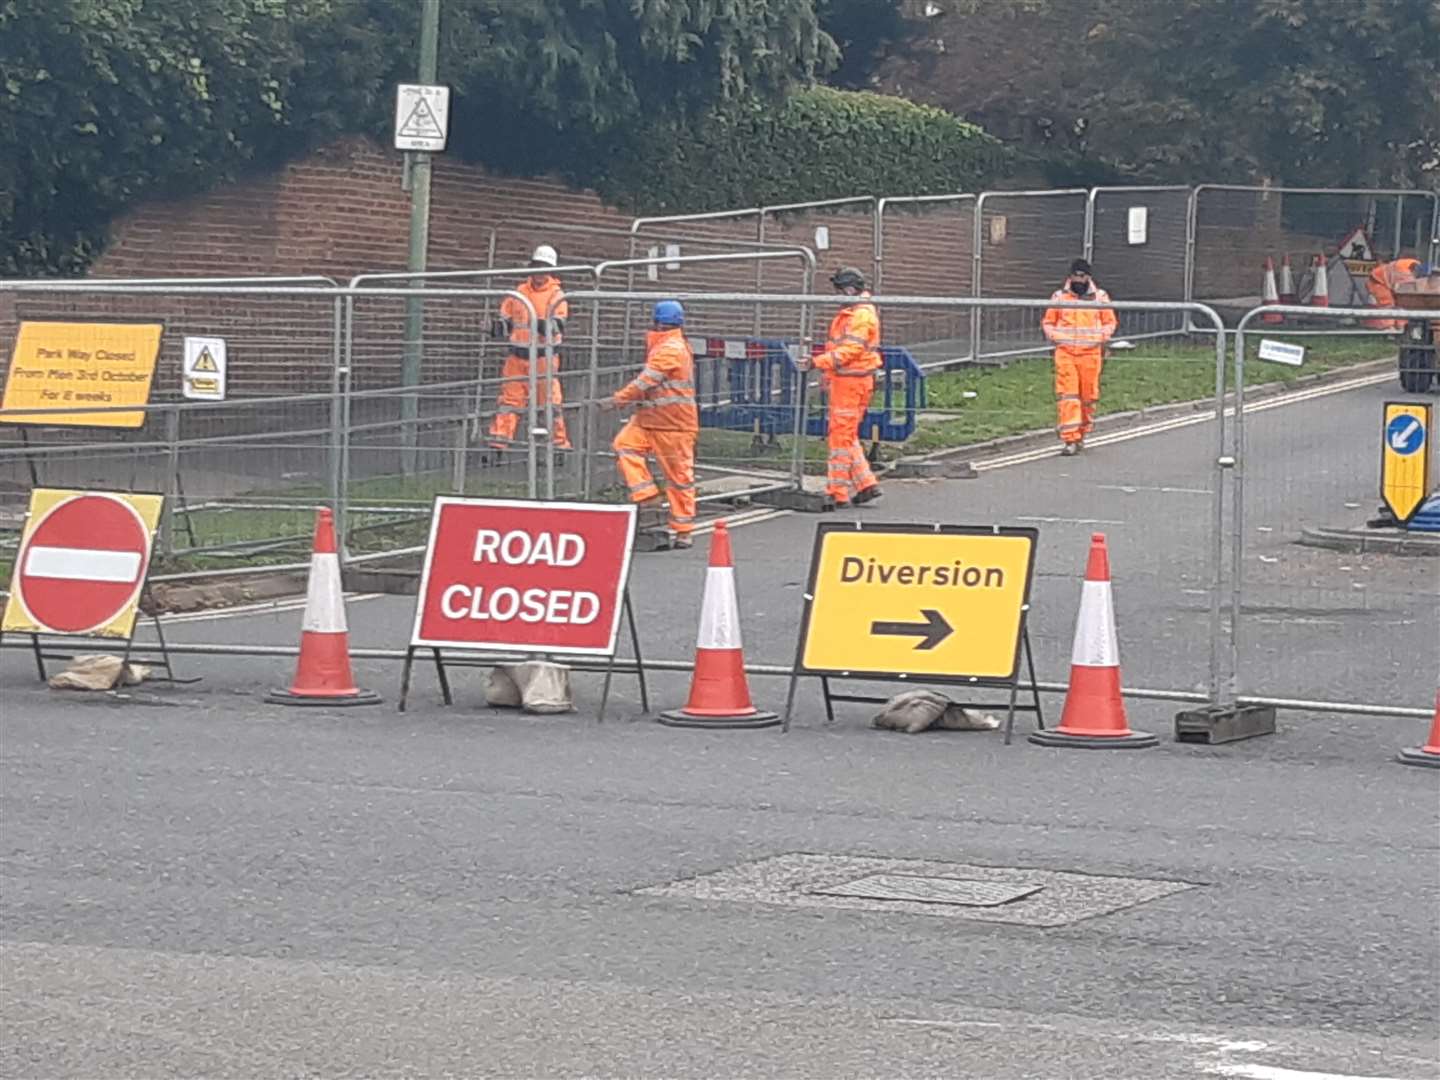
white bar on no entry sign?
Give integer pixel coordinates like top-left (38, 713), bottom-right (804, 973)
top-left (24, 546), bottom-right (141, 582)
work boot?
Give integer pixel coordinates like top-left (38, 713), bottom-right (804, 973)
top-left (672, 532), bottom-right (694, 550)
top-left (1060, 443), bottom-right (1079, 457)
top-left (636, 496), bottom-right (667, 530)
top-left (854, 486), bottom-right (883, 506)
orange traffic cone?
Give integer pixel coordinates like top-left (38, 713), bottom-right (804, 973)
top-left (659, 521), bottom-right (778, 729)
top-left (1030, 533), bottom-right (1157, 749)
top-left (1397, 690), bottom-right (1440, 769)
top-left (1261, 257), bottom-right (1283, 322)
top-left (1278, 254), bottom-right (1298, 304)
top-left (1310, 254), bottom-right (1330, 307)
top-left (267, 508), bottom-right (380, 706)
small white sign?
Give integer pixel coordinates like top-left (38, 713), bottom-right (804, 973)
top-left (394, 84), bottom-right (450, 152)
top-left (988, 214), bottom-right (1008, 245)
top-left (646, 245), bottom-right (660, 282)
top-left (665, 243), bottom-right (681, 271)
top-left (1127, 206), bottom-right (1148, 245)
top-left (814, 225), bottom-right (831, 251)
top-left (1258, 339), bottom-right (1305, 367)
top-left (182, 336), bottom-right (227, 400)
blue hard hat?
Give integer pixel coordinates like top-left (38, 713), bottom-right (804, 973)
top-left (1418, 263), bottom-right (1435, 277)
top-left (653, 300), bottom-right (685, 326)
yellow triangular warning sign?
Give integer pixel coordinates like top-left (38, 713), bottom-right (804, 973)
top-left (192, 347), bottom-right (218, 373)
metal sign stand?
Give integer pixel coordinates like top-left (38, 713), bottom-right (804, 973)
top-left (397, 587), bottom-right (649, 719)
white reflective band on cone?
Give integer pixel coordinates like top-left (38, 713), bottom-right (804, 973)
top-left (1070, 580), bottom-right (1119, 667)
top-left (696, 566), bottom-right (742, 650)
top-left (301, 552), bottom-right (348, 634)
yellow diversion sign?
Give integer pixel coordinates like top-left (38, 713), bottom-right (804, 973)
top-left (2, 321), bottom-right (163, 428)
top-left (796, 523), bottom-right (1038, 681)
top-left (1381, 401), bottom-right (1433, 524)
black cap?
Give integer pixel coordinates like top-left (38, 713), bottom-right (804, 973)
top-left (1069, 258), bottom-right (1092, 276)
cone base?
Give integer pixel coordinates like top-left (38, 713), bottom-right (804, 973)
top-left (266, 687), bottom-right (382, 707)
top-left (1029, 728), bottom-right (1157, 749)
top-left (658, 708), bottom-right (780, 730)
top-left (1397, 746), bottom-right (1440, 769)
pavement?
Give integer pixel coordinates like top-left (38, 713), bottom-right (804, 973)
top-left (2, 373), bottom-right (1437, 1078)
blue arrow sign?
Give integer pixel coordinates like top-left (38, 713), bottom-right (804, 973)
top-left (1386, 413), bottom-right (1425, 456)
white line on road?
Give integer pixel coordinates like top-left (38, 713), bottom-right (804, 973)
top-left (153, 593), bottom-right (384, 624)
top-left (1207, 1064), bottom-right (1409, 1080)
top-left (1016, 516), bottom-right (1125, 525)
top-left (1098, 484), bottom-right (1213, 495)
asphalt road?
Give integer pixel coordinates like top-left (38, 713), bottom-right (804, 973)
top-left (2, 373), bottom-right (1437, 1078)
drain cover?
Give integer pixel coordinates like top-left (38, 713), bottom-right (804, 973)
top-left (813, 874), bottom-right (1042, 907)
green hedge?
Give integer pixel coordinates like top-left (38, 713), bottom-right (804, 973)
top-left (581, 86), bottom-right (1010, 214)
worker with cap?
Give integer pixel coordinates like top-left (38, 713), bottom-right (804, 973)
top-left (810, 266), bottom-right (882, 507)
top-left (605, 300), bottom-right (698, 548)
top-left (488, 244), bottom-right (571, 452)
top-left (1042, 258), bottom-right (1116, 456)
top-left (1367, 256), bottom-right (1425, 331)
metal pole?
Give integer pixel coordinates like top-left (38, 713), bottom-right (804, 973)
top-left (1208, 321), bottom-right (1230, 704)
top-left (970, 193), bottom-right (985, 363)
top-left (1082, 187), bottom-right (1097, 263)
top-left (1183, 185), bottom-right (1200, 332)
top-left (1393, 194), bottom-right (1404, 259)
top-left (162, 405), bottom-right (180, 557)
top-left (400, 0), bottom-right (441, 476)
top-left (329, 296), bottom-right (346, 554)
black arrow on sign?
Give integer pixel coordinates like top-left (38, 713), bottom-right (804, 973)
top-left (870, 609), bottom-right (953, 650)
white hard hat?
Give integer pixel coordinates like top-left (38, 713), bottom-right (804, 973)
top-left (530, 244), bottom-right (558, 268)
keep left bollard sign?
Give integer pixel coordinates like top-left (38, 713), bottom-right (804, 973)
top-left (411, 497), bottom-right (637, 655)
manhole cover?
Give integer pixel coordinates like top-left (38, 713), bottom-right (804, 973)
top-left (813, 874), bottom-right (1042, 907)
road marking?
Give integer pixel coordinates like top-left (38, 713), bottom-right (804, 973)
top-left (1098, 484), bottom-right (1212, 495)
top-left (153, 593), bottom-right (383, 624)
top-left (1207, 1064), bottom-right (1409, 1080)
top-left (1016, 516), bottom-right (1125, 525)
top-left (974, 371), bottom-right (1394, 472)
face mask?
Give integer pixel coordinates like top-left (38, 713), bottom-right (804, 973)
top-left (1070, 279), bottom-right (1090, 296)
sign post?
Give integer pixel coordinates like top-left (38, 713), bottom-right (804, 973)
top-left (401, 497), bottom-right (644, 715)
top-left (1381, 401), bottom-right (1433, 524)
top-left (0, 488), bottom-right (182, 682)
top-left (784, 522), bottom-right (1043, 740)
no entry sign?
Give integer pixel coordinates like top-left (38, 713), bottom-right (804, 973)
top-left (411, 497), bottom-right (637, 655)
top-left (2, 489), bottom-right (164, 638)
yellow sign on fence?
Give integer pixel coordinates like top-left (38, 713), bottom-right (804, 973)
top-left (796, 524), bottom-right (1038, 682)
top-left (1, 321), bottom-right (163, 428)
top-left (1380, 401), bottom-right (1433, 524)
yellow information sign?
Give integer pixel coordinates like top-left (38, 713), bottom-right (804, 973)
top-left (2, 321), bottom-right (163, 428)
top-left (1381, 401), bottom-right (1432, 524)
top-left (796, 524), bottom-right (1038, 681)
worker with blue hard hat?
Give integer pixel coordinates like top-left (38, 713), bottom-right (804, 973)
top-left (605, 300), bottom-right (699, 547)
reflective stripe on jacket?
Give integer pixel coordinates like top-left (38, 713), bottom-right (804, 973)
top-left (1042, 287), bottom-right (1117, 350)
top-left (502, 276), bottom-right (568, 349)
top-left (813, 295), bottom-right (882, 376)
top-left (614, 327), bottom-right (698, 432)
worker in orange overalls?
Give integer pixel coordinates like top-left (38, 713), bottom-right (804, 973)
top-left (1367, 257), bottom-right (1423, 331)
top-left (1042, 258), bottom-right (1117, 457)
top-left (810, 266), bottom-right (882, 507)
top-left (488, 244), bottom-right (571, 452)
top-left (606, 300), bottom-right (698, 548)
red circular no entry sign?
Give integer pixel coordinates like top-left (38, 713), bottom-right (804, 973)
top-left (14, 494), bottom-right (152, 635)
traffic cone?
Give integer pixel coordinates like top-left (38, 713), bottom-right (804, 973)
top-left (1278, 254), bottom-right (1298, 304)
top-left (659, 521), bottom-right (778, 729)
top-left (1396, 690), bottom-right (1440, 769)
top-left (1261, 257), bottom-right (1283, 322)
top-left (1310, 254), bottom-right (1330, 307)
top-left (1030, 533), bottom-right (1157, 749)
top-left (266, 507), bottom-right (380, 706)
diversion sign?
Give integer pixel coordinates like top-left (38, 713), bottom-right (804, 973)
top-left (2, 321), bottom-right (163, 428)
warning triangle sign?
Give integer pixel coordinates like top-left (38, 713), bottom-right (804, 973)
top-left (191, 347), bottom-right (218, 373)
top-left (398, 97), bottom-right (444, 140)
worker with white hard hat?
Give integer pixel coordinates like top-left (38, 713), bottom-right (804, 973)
top-left (489, 243), bottom-right (571, 451)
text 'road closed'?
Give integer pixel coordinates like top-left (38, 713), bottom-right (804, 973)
top-left (412, 498), bottom-right (637, 656)
top-left (798, 525), bottom-right (1037, 681)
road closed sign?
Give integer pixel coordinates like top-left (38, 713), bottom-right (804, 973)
top-left (2, 488), bottom-right (164, 639)
top-left (411, 497), bottom-right (637, 655)
top-left (796, 523), bottom-right (1038, 682)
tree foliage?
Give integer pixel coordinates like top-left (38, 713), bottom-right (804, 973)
top-left (1, 0), bottom-right (838, 276)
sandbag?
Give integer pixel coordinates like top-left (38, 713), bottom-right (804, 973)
top-left (871, 689), bottom-right (999, 734)
top-left (484, 667), bottom-right (523, 708)
top-left (486, 662), bottom-right (574, 714)
top-left (47, 654), bottom-right (151, 692)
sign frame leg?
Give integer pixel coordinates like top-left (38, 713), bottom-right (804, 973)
top-left (599, 590), bottom-right (648, 723)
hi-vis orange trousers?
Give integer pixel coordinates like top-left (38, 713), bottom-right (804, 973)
top-left (489, 352), bottom-right (571, 450)
top-left (1055, 348), bottom-right (1102, 444)
top-left (826, 375), bottom-right (878, 503)
top-left (613, 420), bottom-right (696, 535)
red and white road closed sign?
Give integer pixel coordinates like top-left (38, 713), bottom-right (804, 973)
top-left (411, 497), bottom-right (637, 655)
top-left (2, 489), bottom-right (164, 638)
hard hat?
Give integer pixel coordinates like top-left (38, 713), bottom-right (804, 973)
top-left (1418, 262), bottom-right (1436, 277)
top-left (653, 300), bottom-right (685, 327)
top-left (830, 266), bottom-right (867, 291)
top-left (530, 244), bottom-right (558, 268)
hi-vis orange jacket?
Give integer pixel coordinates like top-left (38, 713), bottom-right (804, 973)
top-left (1042, 287), bottom-right (1117, 354)
top-left (1370, 258), bottom-right (1421, 297)
top-left (501, 276), bottom-right (568, 352)
top-left (813, 295), bottom-right (882, 377)
top-left (613, 327), bottom-right (698, 432)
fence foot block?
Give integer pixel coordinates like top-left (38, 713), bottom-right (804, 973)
top-left (1174, 703), bottom-right (1277, 745)
top-left (756, 488), bottom-right (835, 514)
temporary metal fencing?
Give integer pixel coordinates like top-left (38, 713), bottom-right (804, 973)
top-left (1226, 303), bottom-right (1438, 717)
